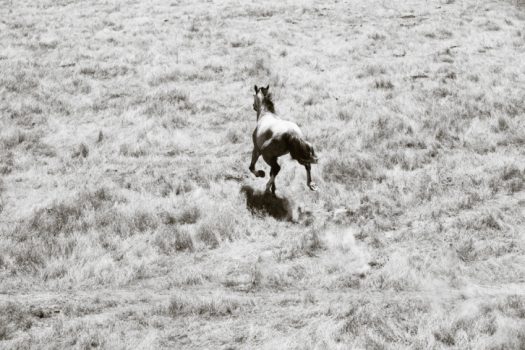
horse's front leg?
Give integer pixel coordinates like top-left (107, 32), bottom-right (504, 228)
top-left (305, 163), bottom-right (318, 191)
top-left (249, 148), bottom-right (265, 178)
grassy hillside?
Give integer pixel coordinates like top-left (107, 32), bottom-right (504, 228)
top-left (1, 0), bottom-right (525, 348)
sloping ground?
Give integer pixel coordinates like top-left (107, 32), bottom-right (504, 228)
top-left (1, 0), bottom-right (525, 348)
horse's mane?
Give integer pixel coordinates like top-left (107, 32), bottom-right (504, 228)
top-left (262, 93), bottom-right (275, 113)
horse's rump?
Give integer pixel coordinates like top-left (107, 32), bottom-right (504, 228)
top-left (283, 132), bottom-right (318, 165)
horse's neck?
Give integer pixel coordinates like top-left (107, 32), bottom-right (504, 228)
top-left (257, 107), bottom-right (275, 121)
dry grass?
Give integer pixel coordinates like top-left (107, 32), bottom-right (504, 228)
top-left (1, 0), bottom-right (525, 348)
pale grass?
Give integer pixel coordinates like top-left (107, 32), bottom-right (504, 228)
top-left (1, 0), bottom-right (525, 349)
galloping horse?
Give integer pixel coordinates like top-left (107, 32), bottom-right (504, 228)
top-left (249, 84), bottom-right (318, 195)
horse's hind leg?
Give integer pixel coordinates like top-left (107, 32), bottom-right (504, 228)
top-left (249, 148), bottom-right (265, 178)
top-left (305, 163), bottom-right (318, 191)
top-left (265, 156), bottom-right (280, 196)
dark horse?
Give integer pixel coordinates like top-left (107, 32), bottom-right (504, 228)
top-left (249, 85), bottom-right (318, 195)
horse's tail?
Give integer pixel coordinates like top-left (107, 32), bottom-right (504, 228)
top-left (284, 132), bottom-right (318, 165)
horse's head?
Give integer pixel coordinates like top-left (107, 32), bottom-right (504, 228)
top-left (253, 84), bottom-right (267, 112)
top-left (253, 85), bottom-right (273, 114)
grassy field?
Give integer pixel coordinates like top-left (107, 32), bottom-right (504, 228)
top-left (1, 0), bottom-right (525, 348)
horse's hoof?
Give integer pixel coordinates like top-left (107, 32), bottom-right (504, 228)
top-left (308, 183), bottom-right (318, 191)
top-left (256, 170), bottom-right (265, 178)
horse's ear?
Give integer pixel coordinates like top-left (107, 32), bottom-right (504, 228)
top-left (265, 84), bottom-right (269, 90)
top-left (254, 85), bottom-right (259, 93)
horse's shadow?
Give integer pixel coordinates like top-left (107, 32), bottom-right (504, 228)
top-left (240, 185), bottom-right (294, 221)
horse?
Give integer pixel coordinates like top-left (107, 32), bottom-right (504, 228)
top-left (249, 84), bottom-right (318, 196)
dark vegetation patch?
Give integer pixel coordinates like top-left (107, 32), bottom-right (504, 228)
top-left (0, 302), bottom-right (33, 340)
top-left (340, 193), bottom-right (401, 231)
top-left (374, 79), bottom-right (394, 89)
top-left (1, 130), bottom-right (55, 158)
top-left (337, 298), bottom-right (430, 346)
top-left (79, 64), bottom-right (132, 80)
top-left (166, 294), bottom-right (251, 317)
top-left (3, 188), bottom-right (160, 273)
top-left (323, 155), bottom-right (385, 186)
top-left (434, 296), bottom-right (525, 347)
top-left (154, 226), bottom-right (194, 254)
top-left (144, 88), bottom-right (196, 117)
top-left (489, 165), bottom-right (524, 194)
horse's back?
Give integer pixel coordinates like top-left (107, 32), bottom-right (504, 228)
top-left (256, 114), bottom-right (302, 138)
top-left (254, 113), bottom-right (302, 157)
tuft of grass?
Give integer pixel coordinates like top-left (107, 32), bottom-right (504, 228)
top-left (144, 88), bottom-right (196, 117)
top-left (323, 154), bottom-right (385, 185)
top-left (1, 129), bottom-right (56, 159)
top-left (28, 202), bottom-right (83, 236)
top-left (432, 296), bottom-right (525, 349)
top-left (357, 64), bottom-right (387, 78)
top-left (0, 302), bottom-right (33, 340)
top-left (489, 165), bottom-right (524, 194)
top-left (162, 204), bottom-right (201, 225)
top-left (230, 37), bottom-right (254, 48)
top-left (147, 68), bottom-right (181, 87)
top-left (337, 108), bottom-right (353, 121)
top-left (0, 180), bottom-right (3, 212)
top-left (483, 20), bottom-right (501, 31)
top-left (1, 70), bottom-right (39, 94)
top-left (369, 32), bottom-right (386, 40)
top-left (374, 79), bottom-right (394, 89)
top-left (0, 151), bottom-right (14, 174)
top-left (79, 63), bottom-right (130, 80)
top-left (226, 128), bottom-right (243, 144)
top-left (132, 210), bottom-right (159, 232)
top-left (154, 226), bottom-right (194, 254)
top-left (276, 227), bottom-right (325, 261)
top-left (456, 238), bottom-right (476, 262)
top-left (13, 188), bottom-right (161, 254)
top-left (246, 7), bottom-right (276, 18)
top-left (338, 298), bottom-right (431, 346)
top-left (499, 115), bottom-right (512, 130)
top-left (161, 114), bottom-right (189, 129)
top-left (1, 128), bottom-right (26, 149)
top-left (176, 205), bottom-right (201, 224)
top-left (195, 204), bottom-right (241, 248)
top-left (247, 57), bottom-right (271, 77)
top-left (166, 293), bottom-right (249, 317)
top-left (195, 222), bottom-right (220, 248)
top-left (72, 143), bottom-right (89, 158)
top-left (119, 142), bottom-right (148, 158)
